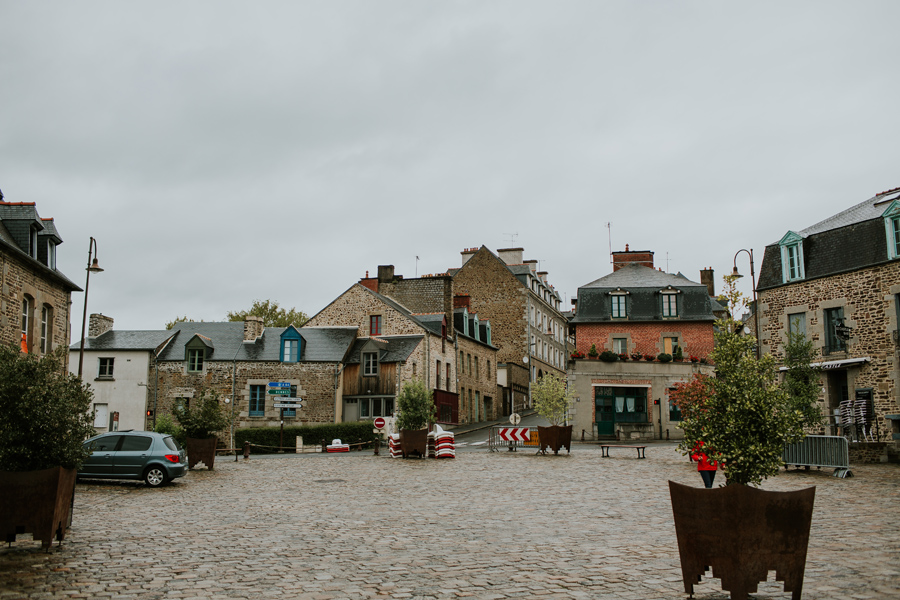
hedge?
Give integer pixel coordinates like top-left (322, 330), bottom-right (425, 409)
top-left (235, 421), bottom-right (378, 454)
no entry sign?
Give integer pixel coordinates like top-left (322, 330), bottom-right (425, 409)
top-left (374, 417), bottom-right (386, 429)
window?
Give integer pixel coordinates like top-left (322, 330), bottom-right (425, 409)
top-left (47, 241), bottom-right (56, 269)
top-left (467, 353), bottom-right (472, 375)
top-left (487, 360), bottom-right (491, 379)
top-left (882, 201), bottom-right (900, 259)
top-left (669, 398), bottom-right (682, 422)
top-left (369, 314), bottom-right (382, 336)
top-left (662, 293), bottom-right (678, 317)
top-left (174, 397), bottom-right (190, 413)
top-left (664, 337), bottom-right (680, 355)
top-left (595, 387), bottom-right (647, 423)
top-left (21, 297), bottom-right (30, 350)
top-left (824, 307), bottom-right (846, 354)
top-left (249, 385), bottom-right (265, 417)
top-left (778, 231), bottom-right (805, 282)
top-left (40, 305), bottom-right (50, 353)
top-left (363, 352), bottom-right (378, 377)
top-left (474, 357), bottom-right (479, 379)
top-left (120, 435), bottom-right (152, 452)
top-left (282, 339), bottom-right (299, 363)
top-left (187, 349), bottom-right (204, 372)
top-left (611, 294), bottom-right (627, 318)
top-left (787, 312), bottom-right (806, 339)
top-left (613, 338), bottom-right (627, 354)
top-left (446, 363), bottom-right (451, 389)
top-left (436, 360), bottom-right (441, 389)
top-left (98, 357), bottom-right (114, 379)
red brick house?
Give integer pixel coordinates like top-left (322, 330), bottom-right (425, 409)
top-left (567, 247), bottom-right (716, 440)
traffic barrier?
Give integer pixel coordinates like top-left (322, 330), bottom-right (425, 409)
top-left (783, 435), bottom-right (852, 478)
top-left (489, 426), bottom-right (538, 452)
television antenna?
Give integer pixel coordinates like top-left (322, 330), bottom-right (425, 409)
top-left (503, 232), bottom-right (519, 246)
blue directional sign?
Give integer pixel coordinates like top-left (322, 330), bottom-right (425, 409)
top-left (268, 382), bottom-right (291, 388)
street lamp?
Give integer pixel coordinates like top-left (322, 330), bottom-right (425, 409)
top-left (77, 237), bottom-right (103, 377)
top-left (732, 248), bottom-right (760, 359)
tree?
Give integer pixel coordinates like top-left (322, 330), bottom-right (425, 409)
top-left (173, 392), bottom-right (232, 439)
top-left (226, 299), bottom-right (308, 328)
top-left (395, 379), bottom-right (436, 431)
top-left (676, 275), bottom-right (808, 486)
top-left (782, 332), bottom-right (824, 432)
top-left (165, 316), bottom-right (198, 330)
top-left (0, 345), bottom-right (96, 471)
top-left (532, 372), bottom-right (574, 426)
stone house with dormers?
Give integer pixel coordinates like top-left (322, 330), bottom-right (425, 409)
top-left (567, 247), bottom-right (717, 441)
top-left (757, 186), bottom-right (900, 445)
top-left (308, 282), bottom-right (498, 426)
top-left (1, 194), bottom-right (80, 360)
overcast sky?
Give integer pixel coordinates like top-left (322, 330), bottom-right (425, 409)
top-left (2, 1), bottom-right (897, 337)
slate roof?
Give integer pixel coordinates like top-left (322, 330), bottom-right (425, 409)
top-left (78, 322), bottom-right (358, 363)
top-left (413, 313), bottom-right (445, 336)
top-left (757, 188), bottom-right (900, 291)
top-left (345, 335), bottom-right (423, 364)
top-left (0, 201), bottom-right (80, 291)
top-left (571, 264), bottom-right (715, 323)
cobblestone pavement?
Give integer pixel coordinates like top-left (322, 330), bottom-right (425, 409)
top-left (2, 444), bottom-right (899, 599)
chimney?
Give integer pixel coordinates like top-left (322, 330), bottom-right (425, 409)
top-left (461, 247), bottom-right (478, 266)
top-left (88, 314), bottom-right (114, 337)
top-left (611, 244), bottom-right (654, 272)
top-left (537, 271), bottom-right (548, 284)
top-left (243, 316), bottom-right (264, 341)
top-left (377, 265), bottom-right (396, 283)
top-left (454, 294), bottom-right (471, 310)
top-left (359, 270), bottom-right (378, 292)
top-left (700, 267), bottom-right (715, 297)
top-left (497, 247), bottom-right (524, 266)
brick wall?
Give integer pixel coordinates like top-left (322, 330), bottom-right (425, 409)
top-left (575, 321), bottom-right (715, 360)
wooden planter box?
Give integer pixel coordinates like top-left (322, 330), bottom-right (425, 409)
top-left (186, 437), bottom-right (218, 470)
top-left (668, 481), bottom-right (815, 600)
top-left (400, 429), bottom-right (428, 458)
top-left (0, 466), bottom-right (76, 549)
top-left (537, 425), bottom-right (572, 455)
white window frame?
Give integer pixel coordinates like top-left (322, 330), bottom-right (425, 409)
top-left (779, 231), bottom-right (805, 283)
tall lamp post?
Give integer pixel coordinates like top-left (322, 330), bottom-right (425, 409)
top-left (77, 237), bottom-right (103, 377)
top-left (732, 248), bottom-right (760, 359)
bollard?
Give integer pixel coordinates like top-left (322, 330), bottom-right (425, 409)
top-left (666, 429), bottom-right (670, 441)
top-left (243, 441), bottom-right (250, 459)
top-left (374, 437), bottom-right (380, 456)
top-left (581, 429), bottom-right (585, 442)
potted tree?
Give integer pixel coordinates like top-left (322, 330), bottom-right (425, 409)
top-left (0, 345), bottom-right (96, 549)
top-left (668, 276), bottom-right (819, 599)
top-left (174, 392), bottom-right (231, 470)
top-left (532, 372), bottom-right (575, 455)
top-left (587, 344), bottom-right (599, 359)
top-left (395, 379), bottom-right (435, 458)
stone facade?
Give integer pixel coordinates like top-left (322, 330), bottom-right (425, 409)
top-left (457, 336), bottom-right (500, 423)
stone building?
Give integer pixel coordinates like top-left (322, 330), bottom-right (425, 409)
top-left (567, 247), bottom-right (716, 440)
top-left (1, 194), bottom-right (80, 362)
top-left (448, 246), bottom-right (567, 413)
top-left (756, 186), bottom-right (900, 444)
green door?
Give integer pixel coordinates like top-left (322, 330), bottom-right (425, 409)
top-left (595, 387), bottom-right (615, 436)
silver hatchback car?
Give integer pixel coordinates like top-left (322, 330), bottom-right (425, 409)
top-left (79, 430), bottom-right (187, 487)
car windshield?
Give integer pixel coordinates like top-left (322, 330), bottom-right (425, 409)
top-left (163, 436), bottom-right (182, 451)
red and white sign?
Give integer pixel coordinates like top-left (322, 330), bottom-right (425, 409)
top-left (498, 427), bottom-right (530, 442)
top-left (374, 417), bottom-right (386, 429)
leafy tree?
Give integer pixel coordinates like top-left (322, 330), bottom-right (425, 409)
top-left (0, 345), bottom-right (96, 471)
top-left (532, 372), bottom-right (574, 426)
top-left (395, 379), bottom-right (436, 431)
top-left (677, 275), bottom-right (808, 486)
top-left (165, 316), bottom-right (200, 330)
top-left (226, 299), bottom-right (308, 328)
top-left (782, 331), bottom-right (824, 431)
top-left (154, 412), bottom-right (185, 446)
top-left (173, 392), bottom-right (232, 439)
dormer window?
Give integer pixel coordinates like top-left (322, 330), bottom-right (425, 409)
top-left (187, 349), bottom-right (204, 372)
top-left (280, 326), bottom-right (303, 363)
top-left (185, 335), bottom-right (212, 373)
top-left (609, 289), bottom-right (629, 318)
top-left (882, 200), bottom-right (900, 260)
top-left (363, 351), bottom-right (378, 376)
top-left (660, 287), bottom-right (681, 318)
top-left (779, 231), bottom-right (805, 283)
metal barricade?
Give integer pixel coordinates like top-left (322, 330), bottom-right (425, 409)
top-left (782, 435), bottom-right (852, 478)
top-left (488, 426), bottom-right (538, 452)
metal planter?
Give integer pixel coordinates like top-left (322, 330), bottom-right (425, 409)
top-left (0, 466), bottom-right (77, 549)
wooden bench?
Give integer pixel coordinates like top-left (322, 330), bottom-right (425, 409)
top-left (600, 444), bottom-right (647, 459)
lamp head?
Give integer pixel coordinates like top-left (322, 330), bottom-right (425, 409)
top-left (88, 258), bottom-right (103, 273)
top-left (731, 266), bottom-right (743, 279)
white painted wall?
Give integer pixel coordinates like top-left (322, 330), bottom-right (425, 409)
top-left (69, 349), bottom-right (153, 432)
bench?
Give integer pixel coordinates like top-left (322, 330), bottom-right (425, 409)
top-left (600, 444), bottom-right (647, 459)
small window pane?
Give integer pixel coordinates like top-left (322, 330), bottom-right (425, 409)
top-left (120, 436), bottom-right (153, 452)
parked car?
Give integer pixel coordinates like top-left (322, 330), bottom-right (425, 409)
top-left (78, 430), bottom-right (187, 487)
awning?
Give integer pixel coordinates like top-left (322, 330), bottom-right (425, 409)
top-left (779, 357), bottom-right (870, 371)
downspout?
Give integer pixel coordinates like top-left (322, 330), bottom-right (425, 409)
top-left (230, 341), bottom-right (241, 454)
top-left (334, 363), bottom-right (345, 422)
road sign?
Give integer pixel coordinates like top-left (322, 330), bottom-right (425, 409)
top-left (374, 417), bottom-right (386, 429)
top-left (268, 382), bottom-right (290, 388)
top-left (274, 402), bottom-right (303, 409)
top-left (267, 389), bottom-right (291, 395)
top-left (498, 427), bottom-right (530, 442)
top-left (509, 413), bottom-right (521, 426)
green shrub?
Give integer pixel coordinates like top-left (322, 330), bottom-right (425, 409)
top-left (657, 352), bottom-right (673, 363)
top-left (599, 350), bottom-right (619, 362)
top-left (235, 422), bottom-right (377, 454)
top-left (154, 413), bottom-right (185, 446)
top-left (395, 379), bottom-right (436, 431)
top-left (174, 392), bottom-right (232, 439)
top-left (0, 345), bottom-right (96, 471)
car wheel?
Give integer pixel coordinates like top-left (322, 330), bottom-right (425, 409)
top-left (144, 466), bottom-right (168, 487)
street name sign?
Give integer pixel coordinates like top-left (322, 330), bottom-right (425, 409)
top-left (267, 389), bottom-right (291, 395)
top-left (274, 402), bottom-right (303, 409)
top-left (268, 382), bottom-right (290, 388)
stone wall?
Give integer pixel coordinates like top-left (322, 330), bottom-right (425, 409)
top-left (457, 337), bottom-right (500, 423)
top-left (0, 249), bottom-right (72, 361)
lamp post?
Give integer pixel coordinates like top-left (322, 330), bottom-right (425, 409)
top-left (77, 237), bottom-right (103, 377)
top-left (732, 248), bottom-right (760, 359)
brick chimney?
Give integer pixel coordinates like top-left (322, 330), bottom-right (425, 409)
top-left (454, 294), bottom-right (471, 310)
top-left (700, 267), bottom-right (715, 297)
top-left (88, 314), bottom-right (114, 337)
top-left (359, 270), bottom-right (378, 292)
top-left (497, 247), bottom-right (524, 266)
top-left (611, 244), bottom-right (654, 272)
top-left (243, 316), bottom-right (264, 341)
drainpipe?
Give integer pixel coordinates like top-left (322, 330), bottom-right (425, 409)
top-left (333, 363), bottom-right (345, 421)
top-left (231, 342), bottom-right (241, 456)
